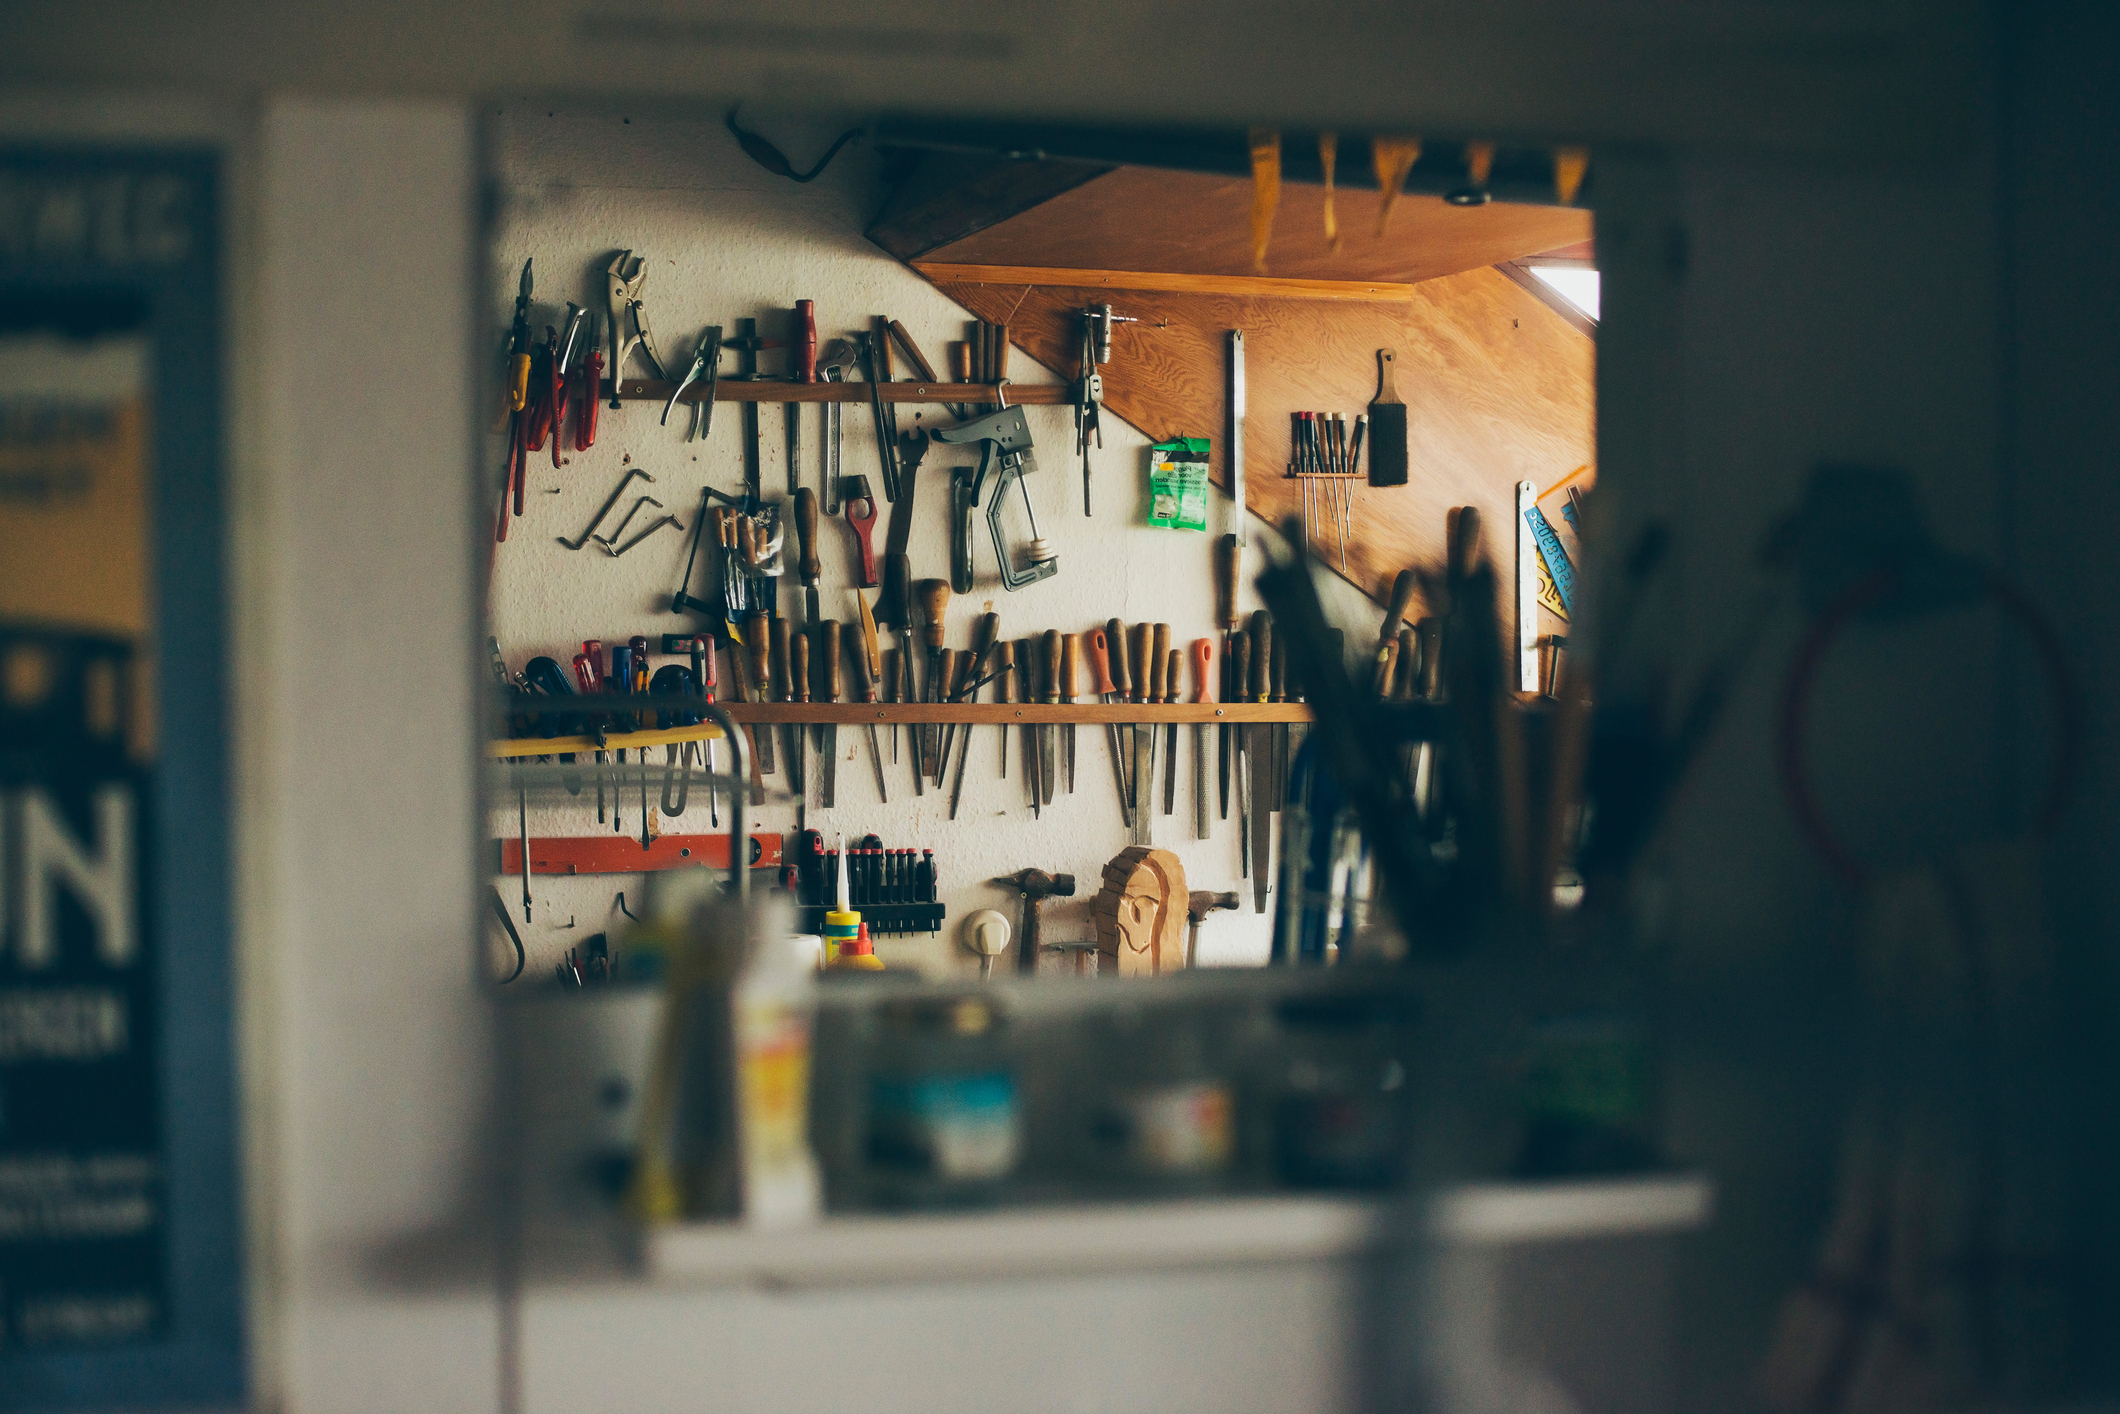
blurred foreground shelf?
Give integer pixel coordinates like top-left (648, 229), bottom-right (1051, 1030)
top-left (632, 1174), bottom-right (1711, 1288)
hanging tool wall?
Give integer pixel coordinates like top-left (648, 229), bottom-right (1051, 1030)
top-left (484, 108), bottom-right (1370, 983)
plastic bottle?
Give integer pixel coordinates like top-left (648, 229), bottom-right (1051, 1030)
top-left (735, 931), bottom-right (822, 1229)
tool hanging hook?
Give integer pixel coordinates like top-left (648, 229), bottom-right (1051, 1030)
top-left (725, 107), bottom-right (863, 183)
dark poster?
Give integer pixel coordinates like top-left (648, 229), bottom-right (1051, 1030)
top-left (0, 150), bottom-right (241, 1406)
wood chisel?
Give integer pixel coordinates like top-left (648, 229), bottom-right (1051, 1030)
top-left (1216, 534), bottom-right (1241, 819)
top-left (1163, 645), bottom-right (1181, 817)
top-left (1087, 626), bottom-right (1130, 826)
top-left (846, 621), bottom-right (886, 802)
top-left (817, 619), bottom-right (841, 807)
top-left (1059, 632), bottom-right (1080, 794)
top-left (1012, 638), bottom-right (1039, 815)
top-left (1247, 611), bottom-right (1273, 911)
top-left (994, 639), bottom-right (1016, 781)
top-left (1039, 629), bottom-right (1062, 806)
top-left (747, 616), bottom-right (775, 775)
top-left (784, 623), bottom-right (808, 800)
top-left (1189, 638), bottom-right (1214, 839)
top-left (1367, 348), bottom-right (1408, 488)
top-left (1230, 629), bottom-right (1251, 875)
top-left (1128, 622), bottom-right (1155, 844)
top-left (792, 487), bottom-right (823, 748)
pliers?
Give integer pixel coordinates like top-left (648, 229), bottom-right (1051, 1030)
top-left (662, 325), bottom-right (723, 441)
top-left (605, 250), bottom-right (665, 408)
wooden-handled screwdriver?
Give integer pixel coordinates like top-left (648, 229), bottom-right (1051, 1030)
top-left (793, 486), bottom-right (823, 749)
top-left (1164, 644), bottom-right (1182, 817)
top-left (1039, 630), bottom-right (1062, 806)
top-left (1189, 638), bottom-right (1214, 839)
top-left (845, 621), bottom-right (886, 802)
top-left (1087, 626), bottom-right (1129, 826)
top-left (1106, 620), bottom-right (1135, 831)
top-left (994, 639), bottom-right (1016, 780)
top-left (915, 579), bottom-right (950, 781)
top-left (1060, 631), bottom-right (1080, 794)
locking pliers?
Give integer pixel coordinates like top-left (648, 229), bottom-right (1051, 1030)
top-left (605, 250), bottom-right (666, 407)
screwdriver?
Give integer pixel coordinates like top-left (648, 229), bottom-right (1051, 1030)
top-left (1013, 637), bottom-right (1040, 814)
top-left (817, 619), bottom-right (841, 808)
top-left (845, 621), bottom-right (886, 802)
top-left (993, 639), bottom-right (1016, 780)
top-left (1059, 631), bottom-right (1080, 794)
top-left (1128, 622), bottom-right (1154, 842)
top-left (793, 487), bottom-right (823, 750)
top-left (747, 616), bottom-right (775, 776)
top-left (1150, 623), bottom-right (1172, 817)
top-left (915, 579), bottom-right (951, 781)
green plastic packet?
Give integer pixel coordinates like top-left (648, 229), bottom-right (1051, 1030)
top-left (1146, 437), bottom-right (1210, 532)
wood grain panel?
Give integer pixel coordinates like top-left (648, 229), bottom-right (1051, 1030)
top-left (923, 167), bottom-right (1593, 287)
top-left (930, 267), bottom-right (1595, 611)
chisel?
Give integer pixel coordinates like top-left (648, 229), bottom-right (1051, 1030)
top-left (1059, 632), bottom-right (1080, 793)
top-left (1012, 638), bottom-right (1040, 815)
top-left (1189, 638), bottom-right (1214, 839)
top-left (817, 619), bottom-right (841, 807)
top-left (994, 639), bottom-right (1016, 780)
top-left (770, 616), bottom-right (800, 796)
top-left (1128, 622), bottom-right (1154, 844)
top-left (936, 649), bottom-right (966, 785)
top-left (792, 487), bottom-right (823, 749)
top-left (846, 621), bottom-right (886, 802)
top-left (1039, 629), bottom-right (1062, 806)
top-left (786, 625), bottom-right (809, 802)
top-left (1247, 611), bottom-right (1273, 911)
top-left (1087, 626), bottom-right (1130, 827)
top-left (747, 615), bottom-right (775, 774)
top-left (1215, 534), bottom-right (1240, 820)
top-left (1164, 645), bottom-right (1181, 817)
top-left (1230, 629), bottom-right (1251, 875)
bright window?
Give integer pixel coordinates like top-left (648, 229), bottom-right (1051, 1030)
top-left (1529, 266), bottom-right (1600, 321)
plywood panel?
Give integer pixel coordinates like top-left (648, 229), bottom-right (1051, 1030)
top-left (930, 266), bottom-right (1594, 608)
top-left (924, 167), bottom-right (1593, 287)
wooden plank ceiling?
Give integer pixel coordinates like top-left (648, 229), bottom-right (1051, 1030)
top-left (915, 166), bottom-right (1592, 288)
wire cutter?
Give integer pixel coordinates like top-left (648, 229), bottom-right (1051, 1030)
top-left (662, 325), bottom-right (722, 441)
top-left (606, 250), bottom-right (665, 407)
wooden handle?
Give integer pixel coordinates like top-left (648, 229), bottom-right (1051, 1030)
top-left (845, 621), bottom-right (875, 702)
top-left (994, 640), bottom-right (1016, 704)
top-left (1416, 616), bottom-right (1442, 698)
top-left (951, 340), bottom-right (971, 385)
top-left (1128, 623), bottom-right (1153, 704)
top-left (818, 621), bottom-right (842, 702)
top-left (914, 578), bottom-right (951, 647)
top-left (1149, 623), bottom-right (1171, 702)
top-left (887, 319), bottom-right (940, 384)
top-left (1040, 630), bottom-right (1062, 704)
top-left (1374, 639), bottom-right (1398, 699)
top-left (1268, 632), bottom-right (1287, 703)
top-left (795, 300), bottom-right (817, 383)
top-left (788, 629), bottom-right (810, 704)
top-left (1248, 610), bottom-right (1271, 701)
top-left (1216, 533), bottom-right (1241, 630)
top-left (1375, 348), bottom-right (1399, 403)
top-left (873, 317), bottom-right (897, 380)
top-left (994, 324), bottom-right (1011, 382)
top-left (1012, 638), bottom-right (1035, 704)
top-left (767, 617), bottom-right (790, 702)
top-left (1229, 631), bottom-right (1250, 711)
top-left (940, 649), bottom-right (965, 706)
top-left (970, 610), bottom-right (1000, 662)
top-left (1167, 649), bottom-right (1182, 710)
top-left (1379, 568), bottom-right (1418, 642)
top-left (1060, 632), bottom-right (1080, 704)
top-left (881, 647), bottom-right (898, 704)
top-left (1086, 628), bottom-right (1116, 697)
top-left (1392, 626), bottom-right (1418, 700)
top-left (1449, 506), bottom-right (1483, 579)
top-left (793, 486), bottom-right (819, 584)
top-left (1189, 638), bottom-right (1215, 703)
top-left (706, 505), bottom-right (726, 551)
top-left (1106, 618), bottom-right (1132, 697)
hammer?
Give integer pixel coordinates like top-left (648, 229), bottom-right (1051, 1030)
top-left (1186, 890), bottom-right (1241, 967)
top-left (992, 869), bottom-right (1076, 976)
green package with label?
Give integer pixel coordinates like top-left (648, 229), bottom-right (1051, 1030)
top-left (1146, 437), bottom-right (1211, 532)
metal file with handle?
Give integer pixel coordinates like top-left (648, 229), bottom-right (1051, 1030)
top-left (1189, 637), bottom-right (1214, 839)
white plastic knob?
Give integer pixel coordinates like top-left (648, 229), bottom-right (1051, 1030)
top-left (959, 909), bottom-right (1011, 958)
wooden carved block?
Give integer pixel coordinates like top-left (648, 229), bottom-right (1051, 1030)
top-left (1091, 846), bottom-right (1188, 977)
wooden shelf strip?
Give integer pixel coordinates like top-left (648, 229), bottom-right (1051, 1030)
top-left (913, 261), bottom-right (1421, 303)
top-left (615, 379), bottom-right (1070, 406)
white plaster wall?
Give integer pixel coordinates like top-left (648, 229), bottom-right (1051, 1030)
top-left (485, 105), bottom-right (1375, 982)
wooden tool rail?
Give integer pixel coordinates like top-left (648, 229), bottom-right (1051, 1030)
top-left (615, 378), bottom-right (1071, 406)
top-left (489, 704), bottom-right (1313, 757)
